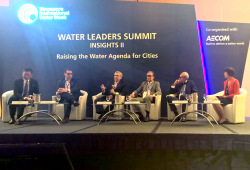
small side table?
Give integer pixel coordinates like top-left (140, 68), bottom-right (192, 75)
top-left (169, 101), bottom-right (219, 127)
top-left (13, 101), bottom-right (63, 125)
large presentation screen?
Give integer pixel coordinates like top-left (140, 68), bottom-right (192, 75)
top-left (0, 0), bottom-right (204, 116)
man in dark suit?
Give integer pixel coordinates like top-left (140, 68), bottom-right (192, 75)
top-left (167, 72), bottom-right (198, 121)
top-left (94, 71), bottom-right (127, 120)
top-left (130, 71), bottom-right (162, 122)
top-left (56, 68), bottom-right (81, 123)
top-left (8, 68), bottom-right (39, 124)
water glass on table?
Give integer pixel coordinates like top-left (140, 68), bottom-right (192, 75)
top-left (203, 94), bottom-right (207, 101)
top-left (106, 95), bottom-right (110, 102)
top-left (56, 95), bottom-right (61, 102)
top-left (185, 94), bottom-right (191, 103)
top-left (28, 95), bottom-right (34, 103)
top-left (126, 95), bottom-right (130, 101)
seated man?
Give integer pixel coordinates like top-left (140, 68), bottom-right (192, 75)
top-left (8, 68), bottom-right (40, 125)
top-left (94, 71), bottom-right (127, 120)
top-left (166, 72), bottom-right (198, 121)
top-left (130, 71), bottom-right (161, 122)
top-left (56, 68), bottom-right (81, 123)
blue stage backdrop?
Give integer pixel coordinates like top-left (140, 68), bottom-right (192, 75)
top-left (0, 0), bottom-right (204, 117)
top-left (198, 21), bottom-right (250, 95)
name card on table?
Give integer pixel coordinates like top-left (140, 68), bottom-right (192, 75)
top-left (39, 101), bottom-right (56, 104)
top-left (96, 102), bottom-right (112, 105)
top-left (12, 101), bottom-right (29, 105)
top-left (172, 101), bottom-right (188, 104)
top-left (204, 100), bottom-right (220, 104)
top-left (124, 101), bottom-right (140, 104)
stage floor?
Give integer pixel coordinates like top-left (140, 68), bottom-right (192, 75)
top-left (1, 117), bottom-right (250, 170)
top-left (0, 117), bottom-right (250, 135)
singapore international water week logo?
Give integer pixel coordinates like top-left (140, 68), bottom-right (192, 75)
top-left (18, 4), bottom-right (70, 24)
top-left (18, 4), bottom-right (38, 24)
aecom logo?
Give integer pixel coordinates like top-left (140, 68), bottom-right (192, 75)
top-left (18, 4), bottom-right (38, 24)
top-left (206, 35), bottom-right (230, 41)
top-left (18, 4), bottom-right (70, 24)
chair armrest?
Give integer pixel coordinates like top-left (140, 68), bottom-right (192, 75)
top-left (2, 94), bottom-right (7, 104)
top-left (2, 95), bottom-right (7, 119)
top-left (166, 94), bottom-right (176, 98)
top-left (78, 95), bottom-right (87, 112)
top-left (119, 95), bottom-right (125, 103)
top-left (155, 95), bottom-right (161, 101)
top-left (191, 93), bottom-right (198, 102)
top-left (233, 93), bottom-right (246, 100)
top-left (155, 95), bottom-right (162, 108)
top-left (79, 91), bottom-right (88, 104)
top-left (232, 93), bottom-right (247, 107)
top-left (80, 90), bottom-right (88, 96)
top-left (92, 92), bottom-right (105, 101)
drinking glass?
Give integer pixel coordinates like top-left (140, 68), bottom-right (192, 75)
top-left (203, 94), bottom-right (207, 101)
top-left (106, 95), bottom-right (110, 102)
top-left (28, 95), bottom-right (33, 103)
top-left (126, 95), bottom-right (130, 101)
top-left (185, 94), bottom-right (191, 103)
top-left (56, 95), bottom-right (61, 102)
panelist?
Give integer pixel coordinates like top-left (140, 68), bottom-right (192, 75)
top-left (130, 71), bottom-right (162, 122)
top-left (94, 71), bottom-right (127, 120)
top-left (166, 72), bottom-right (198, 121)
top-left (212, 67), bottom-right (240, 124)
top-left (56, 68), bottom-right (81, 123)
top-left (8, 68), bottom-right (40, 125)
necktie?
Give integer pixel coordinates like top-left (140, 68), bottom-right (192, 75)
top-left (23, 81), bottom-right (28, 97)
top-left (180, 83), bottom-right (186, 95)
top-left (114, 82), bottom-right (118, 89)
top-left (147, 83), bottom-right (151, 95)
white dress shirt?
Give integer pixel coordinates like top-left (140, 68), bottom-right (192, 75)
top-left (65, 80), bottom-right (71, 93)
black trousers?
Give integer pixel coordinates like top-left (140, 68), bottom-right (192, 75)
top-left (94, 96), bottom-right (115, 115)
top-left (8, 95), bottom-right (26, 119)
top-left (59, 92), bottom-right (79, 118)
top-left (166, 95), bottom-right (186, 114)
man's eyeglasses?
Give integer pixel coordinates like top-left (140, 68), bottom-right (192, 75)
top-left (179, 77), bottom-right (184, 79)
top-left (147, 75), bottom-right (153, 77)
top-left (66, 73), bottom-right (73, 75)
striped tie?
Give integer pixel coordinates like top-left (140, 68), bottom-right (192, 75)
top-left (23, 81), bottom-right (28, 97)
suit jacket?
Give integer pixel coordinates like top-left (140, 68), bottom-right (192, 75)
top-left (133, 81), bottom-right (162, 97)
top-left (223, 77), bottom-right (240, 98)
top-left (13, 78), bottom-right (39, 100)
top-left (103, 79), bottom-right (127, 97)
top-left (169, 80), bottom-right (198, 96)
top-left (57, 78), bottom-right (81, 97)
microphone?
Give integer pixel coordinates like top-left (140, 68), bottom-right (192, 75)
top-left (112, 85), bottom-right (115, 89)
